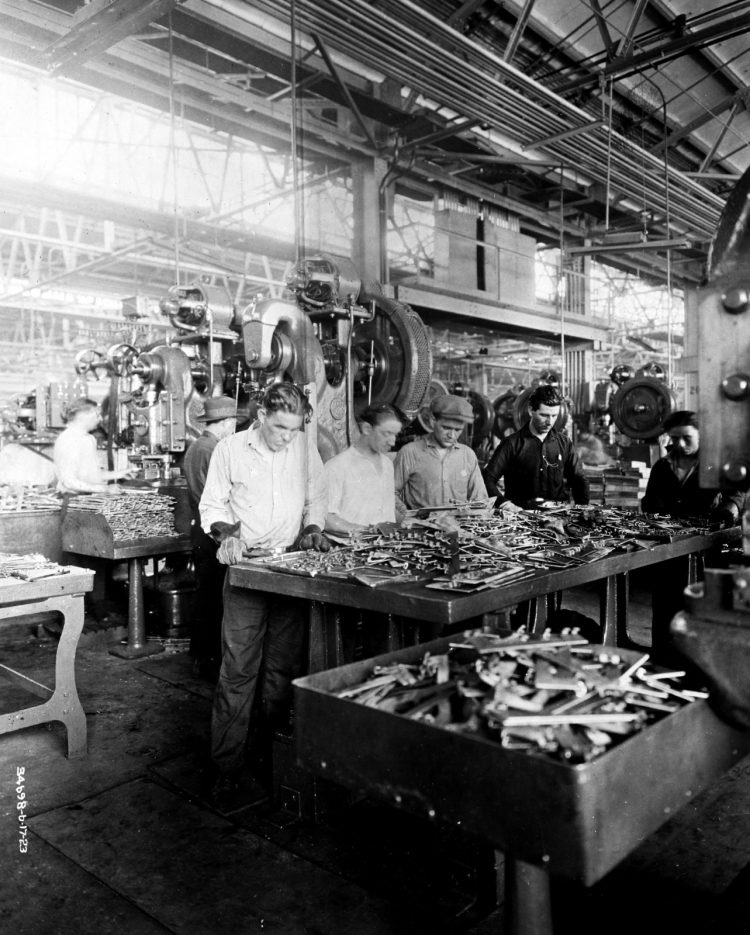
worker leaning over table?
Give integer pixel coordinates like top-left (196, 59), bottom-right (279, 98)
top-left (198, 381), bottom-right (329, 810)
top-left (393, 394), bottom-right (487, 511)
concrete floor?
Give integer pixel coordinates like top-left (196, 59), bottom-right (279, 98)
top-left (2, 580), bottom-right (750, 935)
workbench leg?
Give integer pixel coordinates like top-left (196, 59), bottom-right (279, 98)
top-left (504, 856), bottom-right (553, 935)
top-left (600, 572), bottom-right (644, 649)
top-left (109, 557), bottom-right (164, 659)
top-left (54, 594), bottom-right (88, 758)
top-left (307, 602), bottom-right (343, 673)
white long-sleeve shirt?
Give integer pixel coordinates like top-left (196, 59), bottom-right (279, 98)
top-left (199, 424), bottom-right (326, 550)
top-left (324, 446), bottom-right (396, 525)
top-left (53, 426), bottom-right (107, 494)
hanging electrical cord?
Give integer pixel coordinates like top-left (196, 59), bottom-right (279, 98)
top-left (290, 0), bottom-right (303, 264)
top-left (167, 14), bottom-right (181, 284)
top-left (635, 74), bottom-right (674, 385)
top-left (603, 76), bottom-right (614, 232)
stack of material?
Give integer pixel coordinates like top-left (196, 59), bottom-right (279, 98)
top-left (66, 491), bottom-right (179, 540)
top-left (585, 467), bottom-right (642, 509)
top-left (0, 486), bottom-right (61, 514)
top-left (0, 552), bottom-right (70, 582)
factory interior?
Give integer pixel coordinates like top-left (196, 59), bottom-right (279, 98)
top-left (3, 1), bottom-right (750, 933)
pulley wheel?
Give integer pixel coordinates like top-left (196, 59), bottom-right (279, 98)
top-left (468, 390), bottom-right (494, 443)
top-left (512, 387), bottom-right (568, 431)
top-left (352, 290), bottom-right (433, 419)
top-left (493, 392), bottom-right (518, 438)
top-left (610, 377), bottom-right (674, 440)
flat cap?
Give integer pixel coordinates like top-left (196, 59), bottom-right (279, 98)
top-left (431, 394), bottom-right (474, 423)
top-left (196, 396), bottom-right (237, 422)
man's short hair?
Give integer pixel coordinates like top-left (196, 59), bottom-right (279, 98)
top-left (64, 397), bottom-right (99, 422)
top-left (262, 382), bottom-right (311, 418)
top-left (528, 385), bottom-right (563, 410)
top-left (662, 409), bottom-right (698, 432)
top-left (358, 403), bottom-right (406, 428)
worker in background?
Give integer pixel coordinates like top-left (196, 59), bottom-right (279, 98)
top-left (574, 419), bottom-right (612, 467)
top-left (484, 385), bottom-right (589, 507)
top-left (394, 394), bottom-right (487, 511)
top-left (199, 382), bottom-right (328, 811)
top-left (641, 410), bottom-right (742, 522)
top-left (54, 397), bottom-right (134, 494)
top-left (641, 410), bottom-right (743, 664)
top-left (183, 395), bottom-right (237, 681)
top-left (324, 403), bottom-right (404, 535)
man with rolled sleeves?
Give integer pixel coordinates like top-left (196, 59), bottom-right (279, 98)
top-left (394, 394), bottom-right (487, 510)
top-left (199, 382), bottom-right (328, 810)
top-left (183, 395), bottom-right (237, 680)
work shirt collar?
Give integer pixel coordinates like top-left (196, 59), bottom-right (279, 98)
top-left (425, 432), bottom-right (457, 450)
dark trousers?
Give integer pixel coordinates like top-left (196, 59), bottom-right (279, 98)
top-left (211, 578), bottom-right (307, 777)
top-left (190, 535), bottom-right (225, 665)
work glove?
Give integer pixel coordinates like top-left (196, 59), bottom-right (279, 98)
top-left (298, 524), bottom-right (331, 552)
top-left (216, 536), bottom-right (246, 565)
top-left (209, 521), bottom-right (241, 543)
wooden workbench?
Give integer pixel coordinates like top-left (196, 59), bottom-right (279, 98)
top-left (0, 568), bottom-right (94, 758)
top-left (230, 529), bottom-right (728, 667)
top-left (61, 511), bottom-right (192, 659)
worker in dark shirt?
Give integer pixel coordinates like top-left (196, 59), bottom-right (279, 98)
top-left (484, 385), bottom-right (589, 507)
top-left (183, 396), bottom-right (237, 679)
top-left (640, 410), bottom-right (743, 664)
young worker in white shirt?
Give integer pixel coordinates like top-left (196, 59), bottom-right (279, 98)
top-left (199, 382), bottom-right (329, 810)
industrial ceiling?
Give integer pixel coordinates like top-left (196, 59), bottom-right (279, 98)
top-left (0, 0), bottom-right (748, 303)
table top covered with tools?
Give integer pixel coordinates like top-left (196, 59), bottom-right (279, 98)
top-left (230, 505), bottom-right (731, 629)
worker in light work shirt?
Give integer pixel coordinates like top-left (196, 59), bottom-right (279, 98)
top-left (393, 394), bottom-right (487, 511)
top-left (484, 384), bottom-right (589, 507)
top-left (54, 397), bottom-right (133, 494)
top-left (324, 403), bottom-right (405, 534)
top-left (198, 382), bottom-right (328, 811)
top-left (183, 395), bottom-right (237, 681)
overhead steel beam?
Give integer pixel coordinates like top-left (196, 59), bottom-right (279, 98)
top-left (43, 0), bottom-right (180, 76)
top-left (503, 0), bottom-right (537, 64)
top-left (446, 0), bottom-right (487, 28)
top-left (699, 100), bottom-right (742, 172)
top-left (588, 0), bottom-right (618, 60)
top-left (616, 0), bottom-right (652, 59)
top-left (557, 11), bottom-right (750, 92)
top-left (311, 33), bottom-right (378, 151)
top-left (651, 90), bottom-right (748, 153)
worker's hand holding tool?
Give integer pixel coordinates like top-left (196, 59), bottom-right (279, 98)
top-left (299, 524), bottom-right (331, 552)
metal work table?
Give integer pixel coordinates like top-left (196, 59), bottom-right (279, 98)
top-left (61, 511), bottom-right (192, 659)
top-left (294, 636), bottom-right (750, 935)
top-left (230, 529), bottom-right (727, 666)
top-left (0, 568), bottom-right (94, 758)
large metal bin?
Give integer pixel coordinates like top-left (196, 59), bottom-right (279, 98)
top-left (294, 637), bottom-right (750, 887)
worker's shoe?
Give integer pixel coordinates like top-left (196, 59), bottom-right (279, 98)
top-left (210, 772), bottom-right (270, 813)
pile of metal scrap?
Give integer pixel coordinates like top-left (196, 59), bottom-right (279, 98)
top-left (66, 491), bottom-right (179, 539)
top-left (0, 486), bottom-right (61, 513)
top-left (249, 527), bottom-right (459, 587)
top-left (247, 505), bottom-right (715, 589)
top-left (335, 630), bottom-right (706, 764)
top-left (0, 552), bottom-right (70, 582)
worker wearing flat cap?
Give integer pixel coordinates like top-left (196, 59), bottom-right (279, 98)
top-left (199, 382), bottom-right (328, 810)
top-left (394, 394), bottom-right (487, 511)
top-left (484, 384), bottom-right (589, 508)
top-left (183, 396), bottom-right (238, 679)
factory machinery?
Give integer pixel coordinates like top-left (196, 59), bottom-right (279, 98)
top-left (69, 256), bottom-right (432, 478)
